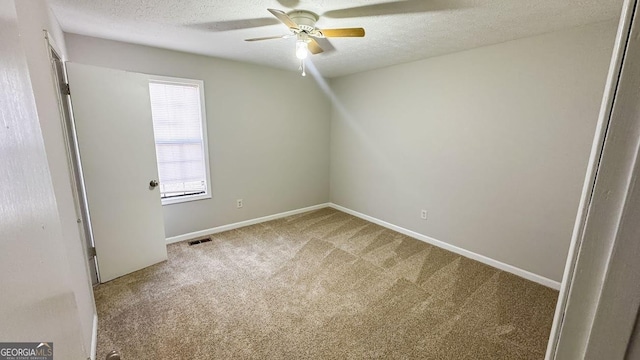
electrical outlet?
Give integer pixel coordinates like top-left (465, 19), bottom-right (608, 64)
top-left (237, 199), bottom-right (243, 208)
top-left (421, 209), bottom-right (428, 220)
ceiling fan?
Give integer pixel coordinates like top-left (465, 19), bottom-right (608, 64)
top-left (245, 9), bottom-right (365, 75)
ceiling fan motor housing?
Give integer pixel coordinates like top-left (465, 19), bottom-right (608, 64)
top-left (288, 10), bottom-right (319, 33)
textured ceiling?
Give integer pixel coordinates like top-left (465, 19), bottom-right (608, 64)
top-left (49, 0), bottom-right (622, 78)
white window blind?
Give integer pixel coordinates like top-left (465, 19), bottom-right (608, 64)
top-left (149, 80), bottom-right (209, 202)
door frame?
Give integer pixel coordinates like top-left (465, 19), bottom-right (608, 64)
top-left (45, 32), bottom-right (99, 285)
top-left (546, 0), bottom-right (640, 357)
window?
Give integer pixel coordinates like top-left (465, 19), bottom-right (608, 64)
top-left (148, 77), bottom-right (210, 205)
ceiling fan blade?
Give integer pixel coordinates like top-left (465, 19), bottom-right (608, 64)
top-left (323, 0), bottom-right (467, 19)
top-left (308, 38), bottom-right (324, 55)
top-left (244, 35), bottom-right (289, 42)
top-left (319, 28), bottom-right (365, 38)
top-left (315, 38), bottom-right (336, 53)
top-left (267, 8), bottom-right (299, 30)
top-left (190, 18), bottom-right (280, 32)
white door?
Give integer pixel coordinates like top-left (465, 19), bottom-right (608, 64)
top-left (66, 62), bottom-right (167, 282)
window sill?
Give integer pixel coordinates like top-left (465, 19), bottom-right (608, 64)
top-left (161, 193), bottom-right (211, 206)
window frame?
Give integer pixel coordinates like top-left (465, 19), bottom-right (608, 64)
top-left (148, 75), bottom-right (211, 206)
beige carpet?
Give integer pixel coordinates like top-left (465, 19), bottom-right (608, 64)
top-left (95, 208), bottom-right (558, 359)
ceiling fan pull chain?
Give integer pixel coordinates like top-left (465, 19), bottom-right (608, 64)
top-left (301, 59), bottom-right (306, 77)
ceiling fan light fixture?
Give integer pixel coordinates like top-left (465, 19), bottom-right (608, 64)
top-left (244, 8), bottom-right (365, 73)
top-left (296, 39), bottom-right (309, 60)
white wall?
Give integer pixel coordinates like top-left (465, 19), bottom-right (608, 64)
top-left (0, 1), bottom-right (91, 358)
top-left (329, 21), bottom-right (617, 282)
top-left (65, 34), bottom-right (331, 238)
top-left (13, 0), bottom-right (96, 352)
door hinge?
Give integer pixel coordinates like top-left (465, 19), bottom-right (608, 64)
top-left (63, 83), bottom-right (70, 95)
top-left (89, 246), bottom-right (96, 258)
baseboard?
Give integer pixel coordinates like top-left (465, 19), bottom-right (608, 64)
top-left (90, 314), bottom-right (98, 360)
top-left (329, 203), bottom-right (561, 290)
top-left (166, 203), bottom-right (331, 244)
